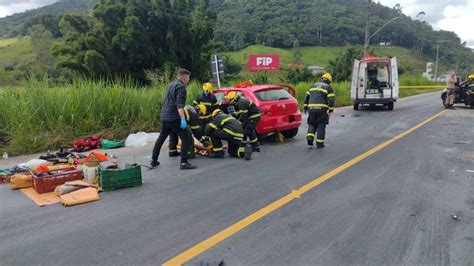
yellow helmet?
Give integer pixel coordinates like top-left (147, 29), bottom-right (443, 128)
top-left (469, 74), bottom-right (474, 80)
top-left (197, 104), bottom-right (207, 116)
top-left (225, 91), bottom-right (238, 101)
top-left (212, 109), bottom-right (223, 117)
top-left (203, 82), bottom-right (213, 92)
top-left (322, 73), bottom-right (333, 83)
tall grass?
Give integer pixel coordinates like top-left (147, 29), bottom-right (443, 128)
top-left (0, 75), bottom-right (440, 155)
top-left (0, 78), bottom-right (202, 155)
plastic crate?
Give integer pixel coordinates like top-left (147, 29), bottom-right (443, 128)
top-left (99, 164), bottom-right (142, 191)
top-left (32, 167), bottom-right (84, 194)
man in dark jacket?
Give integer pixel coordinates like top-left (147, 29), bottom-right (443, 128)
top-left (150, 69), bottom-right (196, 170)
top-left (204, 109), bottom-right (252, 160)
top-left (303, 73), bottom-right (335, 149)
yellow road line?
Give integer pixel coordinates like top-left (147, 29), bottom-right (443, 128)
top-left (163, 109), bottom-right (448, 266)
top-left (400, 85), bottom-right (445, 89)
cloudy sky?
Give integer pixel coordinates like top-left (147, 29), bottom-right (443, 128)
top-left (0, 0), bottom-right (473, 47)
top-left (0, 0), bottom-right (58, 18)
top-left (379, 0), bottom-right (474, 48)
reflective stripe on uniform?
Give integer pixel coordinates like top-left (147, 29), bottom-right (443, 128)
top-left (236, 109), bottom-right (248, 114)
top-left (213, 147), bottom-right (223, 152)
top-left (209, 123), bottom-right (217, 129)
top-left (223, 128), bottom-right (244, 138)
top-left (184, 108), bottom-right (190, 121)
top-left (308, 103), bottom-right (329, 108)
top-left (328, 93), bottom-right (335, 97)
top-left (329, 107), bottom-right (335, 110)
top-left (169, 149), bottom-right (177, 152)
top-left (221, 117), bottom-right (235, 126)
top-left (200, 114), bottom-right (212, 119)
top-left (316, 139), bottom-right (325, 143)
top-left (250, 138), bottom-right (258, 143)
top-left (191, 125), bottom-right (200, 130)
top-left (307, 133), bottom-right (315, 137)
top-left (200, 102), bottom-right (213, 106)
top-left (249, 113), bottom-right (261, 119)
top-left (309, 88), bottom-right (328, 94)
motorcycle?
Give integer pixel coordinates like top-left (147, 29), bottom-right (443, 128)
top-left (441, 86), bottom-right (474, 109)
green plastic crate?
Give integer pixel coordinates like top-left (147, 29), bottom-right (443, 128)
top-left (99, 164), bottom-right (142, 191)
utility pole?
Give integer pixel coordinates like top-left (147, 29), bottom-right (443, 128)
top-left (434, 40), bottom-right (448, 81)
top-left (363, 1), bottom-right (399, 56)
top-left (363, 0), bottom-right (371, 56)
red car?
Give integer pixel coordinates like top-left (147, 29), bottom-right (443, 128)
top-left (213, 83), bottom-right (302, 139)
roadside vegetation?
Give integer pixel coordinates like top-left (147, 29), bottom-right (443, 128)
top-left (0, 0), bottom-right (456, 156)
top-left (0, 75), bottom-right (442, 156)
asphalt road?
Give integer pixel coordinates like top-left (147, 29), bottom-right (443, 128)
top-left (1, 92), bottom-right (473, 265)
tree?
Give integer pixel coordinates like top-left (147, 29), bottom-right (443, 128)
top-left (328, 47), bottom-right (363, 82)
top-left (52, 0), bottom-right (218, 82)
top-left (30, 25), bottom-right (55, 72)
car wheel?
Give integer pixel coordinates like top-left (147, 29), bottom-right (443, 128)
top-left (281, 128), bottom-right (298, 139)
top-left (387, 102), bottom-right (394, 111)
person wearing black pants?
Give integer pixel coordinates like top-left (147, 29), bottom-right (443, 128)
top-left (150, 69), bottom-right (196, 170)
top-left (304, 73), bottom-right (335, 148)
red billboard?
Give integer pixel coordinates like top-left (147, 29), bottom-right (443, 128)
top-left (248, 54), bottom-right (280, 71)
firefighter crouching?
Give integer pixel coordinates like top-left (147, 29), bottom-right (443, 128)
top-left (204, 109), bottom-right (252, 160)
top-left (304, 73), bottom-right (335, 148)
top-left (225, 91), bottom-right (262, 152)
top-left (168, 105), bottom-right (207, 158)
top-left (194, 82), bottom-right (217, 134)
top-left (462, 74), bottom-right (474, 107)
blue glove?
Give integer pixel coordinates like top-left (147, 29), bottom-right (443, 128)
top-left (180, 118), bottom-right (187, 129)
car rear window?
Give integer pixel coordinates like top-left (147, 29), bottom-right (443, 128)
top-left (254, 89), bottom-right (292, 101)
top-left (214, 92), bottom-right (225, 101)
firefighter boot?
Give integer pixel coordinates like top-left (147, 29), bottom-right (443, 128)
top-left (251, 142), bottom-right (260, 153)
top-left (169, 151), bottom-right (180, 157)
top-left (209, 150), bottom-right (225, 158)
top-left (316, 142), bottom-right (325, 149)
top-left (307, 136), bottom-right (314, 146)
top-left (244, 143), bottom-right (252, 161)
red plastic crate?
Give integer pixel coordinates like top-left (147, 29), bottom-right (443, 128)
top-left (32, 167), bottom-right (84, 194)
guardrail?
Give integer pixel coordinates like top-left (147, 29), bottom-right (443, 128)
top-left (399, 85), bottom-right (445, 89)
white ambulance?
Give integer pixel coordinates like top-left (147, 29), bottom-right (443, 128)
top-left (351, 56), bottom-right (399, 111)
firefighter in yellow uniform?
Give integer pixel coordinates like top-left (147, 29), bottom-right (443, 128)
top-left (462, 74), bottom-right (474, 108)
top-left (194, 83), bottom-right (218, 134)
top-left (204, 109), bottom-right (252, 160)
top-left (225, 91), bottom-right (261, 152)
top-left (303, 73), bottom-right (335, 148)
top-left (168, 104), bottom-right (208, 158)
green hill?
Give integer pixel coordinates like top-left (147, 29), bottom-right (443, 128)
top-left (0, 37), bottom-right (35, 86)
top-left (0, 0), bottom-right (100, 38)
top-left (225, 44), bottom-right (434, 74)
top-left (0, 37), bottom-right (444, 87)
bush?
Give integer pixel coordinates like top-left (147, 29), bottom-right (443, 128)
top-left (286, 68), bottom-right (317, 84)
top-left (4, 64), bottom-right (15, 72)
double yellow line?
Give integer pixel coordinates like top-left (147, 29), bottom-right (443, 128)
top-left (163, 109), bottom-right (448, 266)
